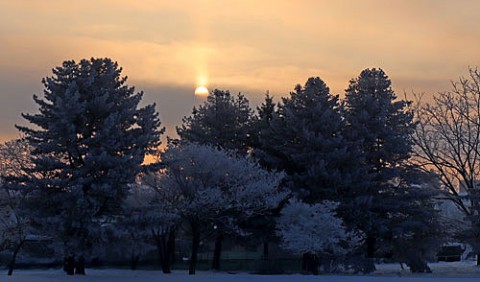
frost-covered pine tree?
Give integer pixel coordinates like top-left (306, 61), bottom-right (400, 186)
top-left (249, 78), bottom-right (369, 269)
top-left (257, 92), bottom-right (276, 125)
top-left (176, 89), bottom-right (253, 155)
top-left (250, 93), bottom-right (282, 171)
top-left (343, 68), bottom-right (414, 181)
top-left (257, 77), bottom-right (366, 202)
top-left (382, 169), bottom-right (443, 273)
top-left (15, 58), bottom-right (163, 274)
top-left (159, 143), bottom-right (287, 275)
top-left (341, 68), bottom-right (419, 271)
top-left (276, 198), bottom-right (356, 274)
top-left (230, 93), bottom-right (282, 262)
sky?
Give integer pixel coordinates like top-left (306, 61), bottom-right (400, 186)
top-left (1, 0), bottom-right (480, 142)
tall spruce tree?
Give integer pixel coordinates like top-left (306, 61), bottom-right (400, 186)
top-left (251, 77), bottom-right (369, 272)
top-left (258, 77), bottom-right (364, 202)
top-left (15, 58), bottom-right (163, 273)
top-left (251, 93), bottom-right (284, 171)
top-left (243, 93), bottom-right (282, 261)
top-left (384, 168), bottom-right (443, 273)
top-left (341, 68), bottom-right (438, 273)
top-left (251, 93), bottom-right (276, 156)
top-left (343, 68), bottom-right (415, 180)
top-left (176, 89), bottom-right (253, 155)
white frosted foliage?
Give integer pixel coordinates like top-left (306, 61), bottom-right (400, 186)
top-left (160, 143), bottom-right (287, 220)
top-left (277, 198), bottom-right (353, 256)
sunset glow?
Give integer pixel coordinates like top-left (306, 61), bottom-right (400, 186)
top-left (1, 1), bottom-right (480, 141)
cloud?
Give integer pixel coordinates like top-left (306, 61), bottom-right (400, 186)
top-left (2, 0), bottom-right (480, 142)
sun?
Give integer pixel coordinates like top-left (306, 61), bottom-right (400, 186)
top-left (194, 86), bottom-right (209, 96)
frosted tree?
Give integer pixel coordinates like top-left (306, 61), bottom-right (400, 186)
top-left (158, 143), bottom-right (286, 274)
top-left (256, 92), bottom-right (276, 126)
top-left (0, 139), bottom-right (33, 275)
top-left (382, 169), bottom-right (444, 273)
top-left (344, 68), bottom-right (414, 181)
top-left (255, 77), bottom-right (366, 202)
top-left (342, 68), bottom-right (418, 271)
top-left (412, 68), bottom-right (480, 265)
top-left (176, 89), bottom-right (253, 155)
top-left (276, 198), bottom-right (356, 274)
top-left (108, 184), bottom-right (153, 271)
top-left (0, 187), bottom-right (27, 276)
top-left (14, 58), bottom-right (164, 275)
top-left (176, 89), bottom-right (257, 269)
top-left (250, 78), bottom-right (368, 268)
top-left (110, 183), bottom-right (179, 272)
top-left (134, 174), bottom-right (183, 273)
top-left (250, 93), bottom-right (281, 171)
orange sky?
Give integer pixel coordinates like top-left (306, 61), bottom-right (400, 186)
top-left (1, 0), bottom-right (480, 142)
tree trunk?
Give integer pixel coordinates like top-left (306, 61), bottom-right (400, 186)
top-left (302, 253), bottom-right (307, 271)
top-left (189, 227), bottom-right (201, 275)
top-left (161, 240), bottom-right (172, 274)
top-left (168, 231), bottom-right (176, 265)
top-left (302, 253), bottom-right (319, 275)
top-left (155, 233), bottom-right (166, 273)
top-left (406, 254), bottom-right (431, 273)
top-left (477, 253), bottom-right (480, 266)
top-left (75, 256), bottom-right (86, 275)
top-left (262, 241), bottom-right (269, 260)
top-left (366, 235), bottom-right (376, 258)
top-left (155, 230), bottom-right (174, 274)
top-left (7, 240), bottom-right (25, 276)
top-left (64, 255), bottom-right (75, 275)
top-left (130, 253), bottom-right (140, 270)
top-left (165, 230), bottom-right (175, 272)
top-left (212, 234), bottom-right (223, 270)
top-left (161, 256), bottom-right (171, 273)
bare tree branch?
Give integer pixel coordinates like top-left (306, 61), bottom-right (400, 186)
top-left (412, 68), bottom-right (480, 218)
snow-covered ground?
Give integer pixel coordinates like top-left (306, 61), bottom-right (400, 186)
top-left (4, 262), bottom-right (480, 281)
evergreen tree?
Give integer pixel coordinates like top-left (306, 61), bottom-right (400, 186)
top-left (230, 94), bottom-right (283, 263)
top-left (341, 68), bottom-right (436, 273)
top-left (15, 58), bottom-right (163, 273)
top-left (343, 68), bottom-right (415, 180)
top-left (257, 92), bottom-right (276, 123)
top-left (250, 93), bottom-right (283, 171)
top-left (257, 77), bottom-right (364, 202)
top-left (383, 168), bottom-right (443, 273)
top-left (249, 78), bottom-right (369, 269)
top-left (176, 89), bottom-right (253, 155)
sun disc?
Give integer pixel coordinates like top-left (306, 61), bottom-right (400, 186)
top-left (194, 86), bottom-right (209, 96)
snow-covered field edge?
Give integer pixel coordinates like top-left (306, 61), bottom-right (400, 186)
top-left (4, 261), bottom-right (480, 282)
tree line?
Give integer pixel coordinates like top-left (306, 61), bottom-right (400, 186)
top-left (0, 58), bottom-right (478, 275)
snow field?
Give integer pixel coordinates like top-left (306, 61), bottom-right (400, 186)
top-left (4, 262), bottom-right (480, 282)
